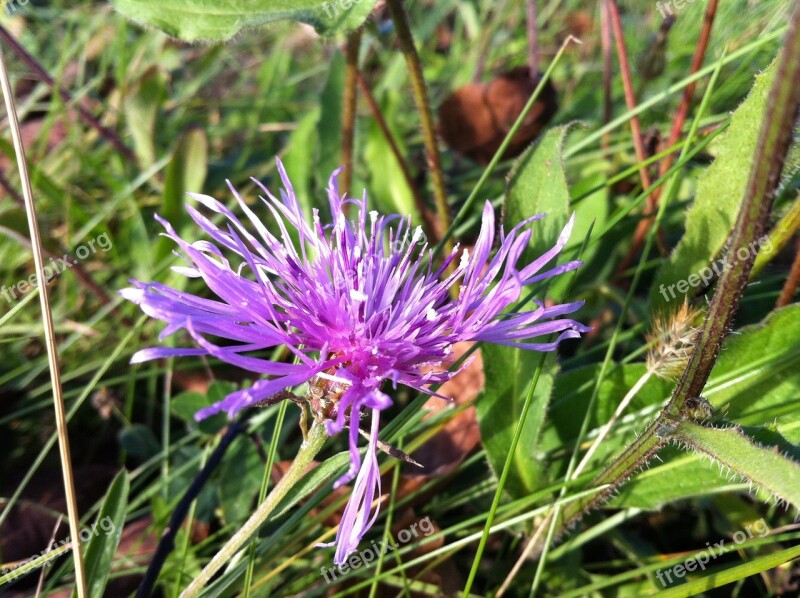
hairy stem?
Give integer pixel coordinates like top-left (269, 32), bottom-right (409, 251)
top-left (536, 2), bottom-right (800, 557)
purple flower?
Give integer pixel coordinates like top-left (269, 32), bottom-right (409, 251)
top-left (122, 159), bottom-right (589, 565)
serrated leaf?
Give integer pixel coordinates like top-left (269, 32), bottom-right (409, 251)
top-left (651, 57), bottom-right (778, 306)
top-left (111, 0), bottom-right (379, 42)
top-left (75, 470), bottom-right (129, 598)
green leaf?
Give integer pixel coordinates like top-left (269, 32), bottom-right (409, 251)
top-left (607, 307), bottom-right (800, 510)
top-left (477, 352), bottom-right (557, 498)
top-left (706, 304), bottom-right (800, 429)
top-left (650, 57), bottom-right (778, 306)
top-left (124, 66), bottom-right (167, 169)
top-left (283, 108), bottom-right (321, 217)
top-left (545, 363), bottom-right (675, 469)
top-left (505, 125), bottom-right (573, 259)
top-left (171, 391), bottom-right (227, 435)
top-left (157, 127), bottom-right (209, 262)
top-left (477, 126), bottom-right (574, 499)
top-left (76, 470), bottom-right (130, 598)
top-left (672, 420), bottom-right (800, 509)
top-left (111, 0), bottom-right (379, 42)
top-left (364, 90), bottom-right (416, 217)
top-left (172, 381), bottom-right (237, 435)
top-left (655, 543), bottom-right (800, 598)
top-left (610, 446), bottom-right (741, 510)
top-left (118, 424), bottom-right (160, 460)
top-left (218, 436), bottom-right (264, 524)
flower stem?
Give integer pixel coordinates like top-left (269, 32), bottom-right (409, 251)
top-left (341, 29), bottom-right (362, 197)
top-left (180, 421), bottom-right (329, 597)
top-left (531, 2), bottom-right (800, 560)
top-left (386, 0), bottom-right (450, 249)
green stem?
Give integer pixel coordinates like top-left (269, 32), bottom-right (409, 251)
top-left (386, 0), bottom-right (450, 249)
top-left (537, 2), bottom-right (800, 559)
top-left (666, 9), bottom-right (800, 413)
top-left (180, 421), bottom-right (328, 597)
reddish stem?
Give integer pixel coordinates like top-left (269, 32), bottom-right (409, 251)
top-left (0, 26), bottom-right (135, 162)
top-left (616, 0), bottom-right (719, 275)
top-left (777, 239), bottom-right (800, 307)
top-left (355, 72), bottom-right (439, 242)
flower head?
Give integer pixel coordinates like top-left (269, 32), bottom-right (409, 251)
top-left (122, 159), bottom-right (589, 565)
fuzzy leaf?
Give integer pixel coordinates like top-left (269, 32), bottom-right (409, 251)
top-left (505, 125), bottom-right (572, 259)
top-left (650, 58), bottom-right (778, 307)
top-left (478, 126), bottom-right (573, 499)
top-left (111, 0), bottom-right (379, 42)
top-left (672, 420), bottom-right (800, 509)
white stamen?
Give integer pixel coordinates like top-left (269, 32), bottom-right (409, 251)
top-left (460, 249), bottom-right (470, 267)
top-left (314, 372), bottom-right (353, 386)
top-left (426, 308), bottom-right (437, 321)
top-left (350, 289), bottom-right (368, 302)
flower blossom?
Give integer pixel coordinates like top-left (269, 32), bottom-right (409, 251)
top-left (122, 159), bottom-right (589, 565)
